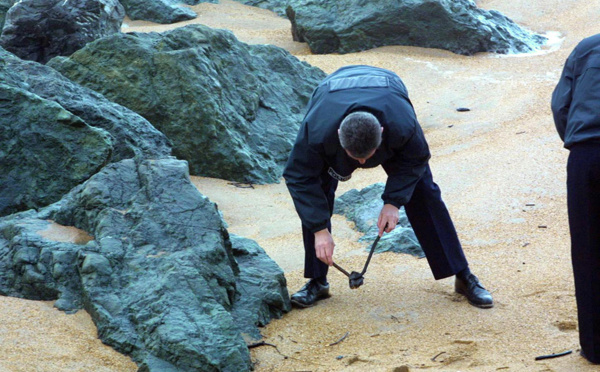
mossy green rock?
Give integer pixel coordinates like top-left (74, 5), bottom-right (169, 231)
top-left (286, 0), bottom-right (547, 55)
top-left (0, 0), bottom-right (124, 64)
top-left (48, 24), bottom-right (326, 183)
top-left (0, 47), bottom-right (171, 216)
top-left (0, 82), bottom-right (112, 216)
top-left (232, 0), bottom-right (289, 16)
top-left (120, 0), bottom-right (196, 24)
top-left (0, 0), bottom-right (15, 31)
top-left (0, 158), bottom-right (290, 371)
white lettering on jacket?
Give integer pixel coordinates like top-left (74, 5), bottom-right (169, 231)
top-left (328, 167), bottom-right (352, 182)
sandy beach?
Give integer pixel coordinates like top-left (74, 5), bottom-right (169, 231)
top-left (2, 0), bottom-right (599, 371)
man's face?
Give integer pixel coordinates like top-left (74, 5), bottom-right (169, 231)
top-left (344, 148), bottom-right (377, 164)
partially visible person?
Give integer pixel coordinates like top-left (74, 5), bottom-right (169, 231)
top-left (283, 65), bottom-right (493, 310)
top-left (552, 33), bottom-right (600, 365)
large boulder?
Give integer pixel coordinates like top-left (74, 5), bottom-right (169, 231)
top-left (286, 0), bottom-right (547, 55)
top-left (0, 83), bottom-right (113, 217)
top-left (0, 47), bottom-right (172, 217)
top-left (334, 183), bottom-right (424, 257)
top-left (48, 24), bottom-right (326, 183)
top-left (120, 0), bottom-right (197, 24)
top-left (233, 0), bottom-right (289, 16)
top-left (0, 0), bottom-right (15, 31)
top-left (0, 0), bottom-right (124, 64)
top-left (0, 158), bottom-right (291, 371)
top-left (230, 234), bottom-right (290, 340)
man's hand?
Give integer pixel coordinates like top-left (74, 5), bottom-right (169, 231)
top-left (378, 204), bottom-right (399, 236)
top-left (314, 228), bottom-right (335, 266)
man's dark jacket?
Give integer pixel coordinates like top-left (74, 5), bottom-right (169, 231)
top-left (552, 33), bottom-right (600, 148)
top-left (283, 65), bottom-right (431, 233)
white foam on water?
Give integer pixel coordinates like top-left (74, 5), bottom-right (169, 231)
top-left (489, 31), bottom-right (565, 58)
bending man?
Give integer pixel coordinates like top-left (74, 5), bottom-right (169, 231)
top-left (283, 65), bottom-right (493, 309)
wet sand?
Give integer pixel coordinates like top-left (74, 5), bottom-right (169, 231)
top-left (2, 0), bottom-right (599, 370)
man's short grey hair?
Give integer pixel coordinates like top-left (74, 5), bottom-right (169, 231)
top-left (339, 111), bottom-right (382, 158)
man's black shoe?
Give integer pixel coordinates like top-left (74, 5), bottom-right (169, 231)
top-left (455, 273), bottom-right (493, 308)
top-left (291, 279), bottom-right (330, 308)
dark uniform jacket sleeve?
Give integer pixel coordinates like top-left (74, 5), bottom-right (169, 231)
top-left (283, 121), bottom-right (331, 233)
top-left (551, 34), bottom-right (600, 148)
top-left (551, 49), bottom-right (575, 142)
top-left (381, 119), bottom-right (430, 208)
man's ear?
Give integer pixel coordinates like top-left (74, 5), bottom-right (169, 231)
top-left (381, 126), bottom-right (384, 133)
top-left (337, 129), bottom-right (341, 136)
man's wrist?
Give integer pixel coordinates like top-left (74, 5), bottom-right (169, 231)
top-left (314, 228), bottom-right (329, 236)
top-left (382, 200), bottom-right (402, 209)
top-left (310, 224), bottom-right (329, 234)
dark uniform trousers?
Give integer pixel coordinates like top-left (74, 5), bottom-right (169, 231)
top-left (567, 143), bottom-right (600, 363)
top-left (301, 164), bottom-right (468, 281)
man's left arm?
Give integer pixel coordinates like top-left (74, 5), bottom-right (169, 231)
top-left (379, 125), bottom-right (430, 235)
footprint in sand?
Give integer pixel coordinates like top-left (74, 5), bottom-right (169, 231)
top-left (554, 320), bottom-right (577, 332)
top-left (431, 340), bottom-right (477, 366)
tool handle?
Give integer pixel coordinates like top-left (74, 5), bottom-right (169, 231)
top-left (359, 233), bottom-right (381, 275)
top-left (332, 261), bottom-right (351, 277)
top-left (333, 223), bottom-right (387, 278)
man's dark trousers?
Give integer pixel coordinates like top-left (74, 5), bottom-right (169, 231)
top-left (301, 165), bottom-right (468, 280)
top-left (567, 142), bottom-right (600, 363)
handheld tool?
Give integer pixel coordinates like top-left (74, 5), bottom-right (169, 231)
top-left (332, 229), bottom-right (384, 289)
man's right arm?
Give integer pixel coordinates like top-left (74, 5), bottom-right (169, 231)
top-left (283, 121), bottom-right (331, 233)
top-left (551, 49), bottom-right (576, 141)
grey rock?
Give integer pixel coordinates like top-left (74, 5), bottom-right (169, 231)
top-left (233, 0), bottom-right (289, 16)
top-left (48, 24), bottom-right (326, 183)
top-left (178, 0), bottom-right (217, 5)
top-left (120, 0), bottom-right (197, 24)
top-left (0, 158), bottom-right (290, 371)
top-left (0, 0), bottom-right (124, 64)
top-left (0, 0), bottom-right (15, 32)
top-left (0, 214), bottom-right (85, 308)
top-left (286, 0), bottom-right (547, 55)
top-left (0, 47), bottom-right (172, 217)
top-left (1, 48), bottom-right (172, 162)
top-left (334, 183), bottom-right (424, 257)
top-left (0, 82), bottom-right (113, 217)
top-left (230, 234), bottom-right (291, 340)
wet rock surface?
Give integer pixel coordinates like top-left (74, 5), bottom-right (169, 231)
top-left (119, 0), bottom-right (199, 24)
top-left (0, 47), bottom-right (171, 217)
top-left (0, 158), bottom-right (290, 371)
top-left (0, 82), bottom-right (113, 217)
top-left (0, 0), bottom-right (124, 63)
top-left (0, 0), bottom-right (15, 31)
top-left (233, 0), bottom-right (289, 16)
top-left (48, 24), bottom-right (326, 183)
top-left (285, 0), bottom-right (547, 55)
